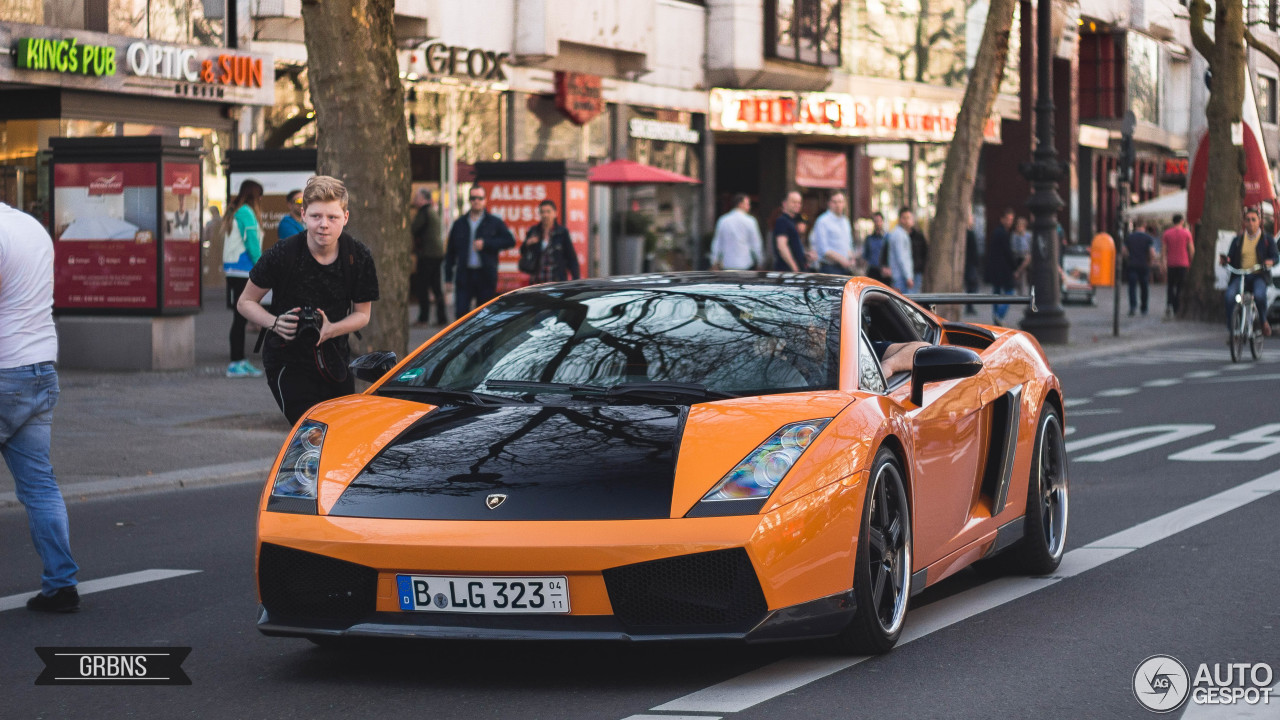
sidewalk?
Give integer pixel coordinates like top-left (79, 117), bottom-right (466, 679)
top-left (0, 282), bottom-right (1221, 507)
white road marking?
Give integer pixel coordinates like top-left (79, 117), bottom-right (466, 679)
top-left (1096, 387), bottom-right (1141, 397)
top-left (642, 468), bottom-right (1280, 717)
top-left (1196, 373), bottom-right (1280, 383)
top-left (1067, 409), bottom-right (1122, 417)
top-left (623, 716), bottom-right (722, 720)
top-left (1066, 424), bottom-right (1215, 462)
top-left (0, 569), bottom-right (201, 612)
top-left (1065, 398), bottom-right (1092, 407)
top-left (1179, 681), bottom-right (1280, 719)
top-left (1171, 424), bottom-right (1280, 462)
top-left (1087, 350), bottom-right (1237, 367)
top-left (1184, 370), bottom-right (1221, 379)
top-left (1144, 378), bottom-right (1182, 387)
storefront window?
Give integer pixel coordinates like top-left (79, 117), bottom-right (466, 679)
top-left (1127, 32), bottom-right (1161, 126)
top-left (0, 0), bottom-right (44, 23)
top-left (912, 143), bottom-right (948, 231)
top-left (869, 155), bottom-right (907, 219)
top-left (407, 82), bottom-right (505, 164)
top-left (515, 94), bottom-right (609, 163)
top-left (846, 0), bottom-right (1019, 95)
top-left (108, 0), bottom-right (223, 45)
top-left (768, 0), bottom-right (841, 66)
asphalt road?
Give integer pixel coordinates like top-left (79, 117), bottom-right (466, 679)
top-left (1, 335), bottom-right (1277, 719)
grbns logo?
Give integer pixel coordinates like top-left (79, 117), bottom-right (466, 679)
top-left (1134, 655), bottom-right (1191, 713)
top-left (35, 647), bottom-right (190, 685)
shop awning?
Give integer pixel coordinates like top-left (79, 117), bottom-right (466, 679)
top-left (1124, 191), bottom-right (1185, 221)
top-left (588, 159), bottom-right (700, 185)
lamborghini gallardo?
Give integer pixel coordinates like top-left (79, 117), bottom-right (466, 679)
top-left (255, 272), bottom-right (1068, 653)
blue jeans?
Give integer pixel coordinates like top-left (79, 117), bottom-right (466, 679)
top-left (0, 363), bottom-right (78, 594)
top-left (1127, 266), bottom-right (1150, 314)
top-left (991, 285), bottom-right (1015, 320)
top-left (1224, 274), bottom-right (1268, 330)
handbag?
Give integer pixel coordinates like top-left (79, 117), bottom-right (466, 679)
top-left (517, 241), bottom-right (539, 274)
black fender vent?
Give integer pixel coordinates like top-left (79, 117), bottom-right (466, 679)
top-left (258, 543), bottom-right (378, 622)
top-left (602, 548), bottom-right (768, 633)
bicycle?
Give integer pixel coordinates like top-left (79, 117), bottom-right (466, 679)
top-left (1226, 264), bottom-right (1265, 362)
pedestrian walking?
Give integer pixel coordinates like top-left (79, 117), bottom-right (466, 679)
top-left (0, 201), bottom-right (80, 613)
top-left (709, 194), bottom-right (764, 270)
top-left (773, 191), bottom-right (810, 272)
top-left (1122, 222), bottom-right (1158, 316)
top-left (1220, 207), bottom-right (1278, 336)
top-left (1012, 216), bottom-right (1032, 293)
top-left (445, 185), bottom-right (515, 316)
top-left (1161, 213), bottom-right (1194, 317)
top-left (222, 179), bottom-right (266, 379)
top-left (886, 207), bottom-right (916, 293)
top-left (910, 220), bottom-right (929, 291)
top-left (964, 211), bottom-right (983, 315)
top-left (811, 191), bottom-right (857, 275)
top-left (520, 199), bottom-right (580, 283)
top-left (278, 189), bottom-right (305, 239)
top-left (410, 188), bottom-right (446, 325)
top-left (986, 208), bottom-right (1018, 325)
top-left (862, 212), bottom-right (891, 283)
top-left (236, 175), bottom-right (380, 424)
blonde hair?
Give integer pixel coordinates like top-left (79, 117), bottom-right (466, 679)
top-left (302, 175), bottom-right (349, 210)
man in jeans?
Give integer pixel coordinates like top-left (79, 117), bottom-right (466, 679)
top-left (0, 202), bottom-right (80, 612)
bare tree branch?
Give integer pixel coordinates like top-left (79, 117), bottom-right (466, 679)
top-left (1190, 0), bottom-right (1217, 59)
top-left (1246, 26), bottom-right (1280, 70)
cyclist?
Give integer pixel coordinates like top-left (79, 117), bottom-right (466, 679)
top-left (1220, 207), bottom-right (1278, 337)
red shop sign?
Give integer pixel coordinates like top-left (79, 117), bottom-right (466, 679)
top-left (555, 71), bottom-right (604, 125)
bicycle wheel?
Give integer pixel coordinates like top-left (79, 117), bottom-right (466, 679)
top-left (1230, 304), bottom-right (1244, 363)
top-left (1251, 305), bottom-right (1264, 360)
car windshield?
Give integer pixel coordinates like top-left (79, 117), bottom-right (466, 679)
top-left (382, 284), bottom-right (843, 401)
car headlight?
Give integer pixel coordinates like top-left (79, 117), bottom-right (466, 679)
top-left (271, 420), bottom-right (326, 501)
top-left (698, 419), bottom-right (832, 507)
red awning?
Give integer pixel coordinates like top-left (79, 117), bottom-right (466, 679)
top-left (588, 159), bottom-right (700, 185)
top-left (1186, 125), bottom-right (1276, 226)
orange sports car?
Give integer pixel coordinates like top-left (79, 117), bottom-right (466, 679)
top-left (255, 272), bottom-right (1068, 653)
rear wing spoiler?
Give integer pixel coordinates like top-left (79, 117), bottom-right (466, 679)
top-left (912, 287), bottom-right (1037, 314)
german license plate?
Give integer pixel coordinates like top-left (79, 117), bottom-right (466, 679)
top-left (396, 575), bottom-right (570, 614)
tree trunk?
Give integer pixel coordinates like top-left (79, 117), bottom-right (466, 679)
top-left (923, 0), bottom-right (1017, 317)
top-left (300, 0), bottom-right (412, 357)
top-left (1185, 0), bottom-right (1246, 322)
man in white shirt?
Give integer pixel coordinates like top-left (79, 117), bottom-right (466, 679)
top-left (710, 194), bottom-right (764, 271)
top-left (0, 202), bottom-right (80, 613)
top-left (886, 207), bottom-right (917, 293)
top-left (810, 191), bottom-right (856, 275)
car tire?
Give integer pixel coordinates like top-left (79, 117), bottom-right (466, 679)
top-left (1005, 406), bottom-right (1069, 575)
top-left (832, 447), bottom-right (912, 655)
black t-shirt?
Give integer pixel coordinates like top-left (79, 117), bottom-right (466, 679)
top-left (250, 233), bottom-right (380, 364)
top-left (1124, 232), bottom-right (1156, 269)
top-left (773, 213), bottom-right (806, 271)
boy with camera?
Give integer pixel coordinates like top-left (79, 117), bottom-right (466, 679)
top-left (235, 176), bottom-right (380, 424)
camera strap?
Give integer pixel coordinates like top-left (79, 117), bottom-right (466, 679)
top-left (252, 234), bottom-right (364, 354)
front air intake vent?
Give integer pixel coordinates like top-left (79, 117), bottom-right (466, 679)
top-left (258, 543), bottom-right (377, 622)
top-left (602, 548), bottom-right (768, 633)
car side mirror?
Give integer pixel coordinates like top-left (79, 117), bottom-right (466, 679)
top-left (910, 345), bottom-right (982, 406)
top-left (349, 351), bottom-right (398, 383)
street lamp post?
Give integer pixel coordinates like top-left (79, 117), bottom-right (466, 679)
top-left (1019, 0), bottom-right (1070, 344)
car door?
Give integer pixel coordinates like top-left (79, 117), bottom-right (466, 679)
top-left (862, 292), bottom-right (991, 569)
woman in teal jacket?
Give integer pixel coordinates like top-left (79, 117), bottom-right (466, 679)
top-left (222, 179), bottom-right (265, 378)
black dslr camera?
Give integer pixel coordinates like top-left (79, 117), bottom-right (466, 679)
top-left (294, 306), bottom-right (323, 340)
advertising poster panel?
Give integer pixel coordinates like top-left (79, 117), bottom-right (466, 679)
top-left (564, 180), bottom-right (590, 275)
top-left (163, 163), bottom-right (202, 309)
top-left (53, 162), bottom-right (158, 309)
top-left (228, 170), bottom-right (315, 252)
top-left (481, 179), bottom-right (561, 293)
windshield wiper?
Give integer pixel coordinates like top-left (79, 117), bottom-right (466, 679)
top-left (484, 380), bottom-right (606, 395)
top-left (604, 382), bottom-right (736, 402)
top-left (376, 386), bottom-right (512, 406)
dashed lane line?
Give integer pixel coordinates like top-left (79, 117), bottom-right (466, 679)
top-left (1096, 387), bottom-right (1141, 397)
top-left (0, 569), bottom-right (201, 612)
top-left (1144, 378), bottom-right (1181, 387)
top-left (641, 468), bottom-right (1280, 716)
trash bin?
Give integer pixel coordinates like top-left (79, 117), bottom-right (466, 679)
top-left (1089, 233), bottom-right (1115, 288)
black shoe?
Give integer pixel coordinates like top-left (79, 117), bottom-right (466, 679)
top-left (27, 587), bottom-right (80, 613)
top-left (1128, 309), bottom-right (1136, 317)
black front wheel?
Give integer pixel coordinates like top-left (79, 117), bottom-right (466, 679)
top-left (832, 448), bottom-right (912, 655)
top-left (1230, 305), bottom-right (1245, 363)
top-left (1006, 406), bottom-right (1069, 575)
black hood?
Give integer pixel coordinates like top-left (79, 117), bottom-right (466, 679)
top-left (329, 404), bottom-right (685, 521)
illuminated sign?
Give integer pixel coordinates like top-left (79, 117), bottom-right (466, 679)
top-left (709, 89), bottom-right (1003, 144)
top-left (126, 42), bottom-right (263, 87)
top-left (15, 37), bottom-right (117, 77)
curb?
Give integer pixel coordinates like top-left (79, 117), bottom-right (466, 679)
top-left (1042, 327), bottom-right (1223, 367)
top-left (0, 457), bottom-right (275, 509)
